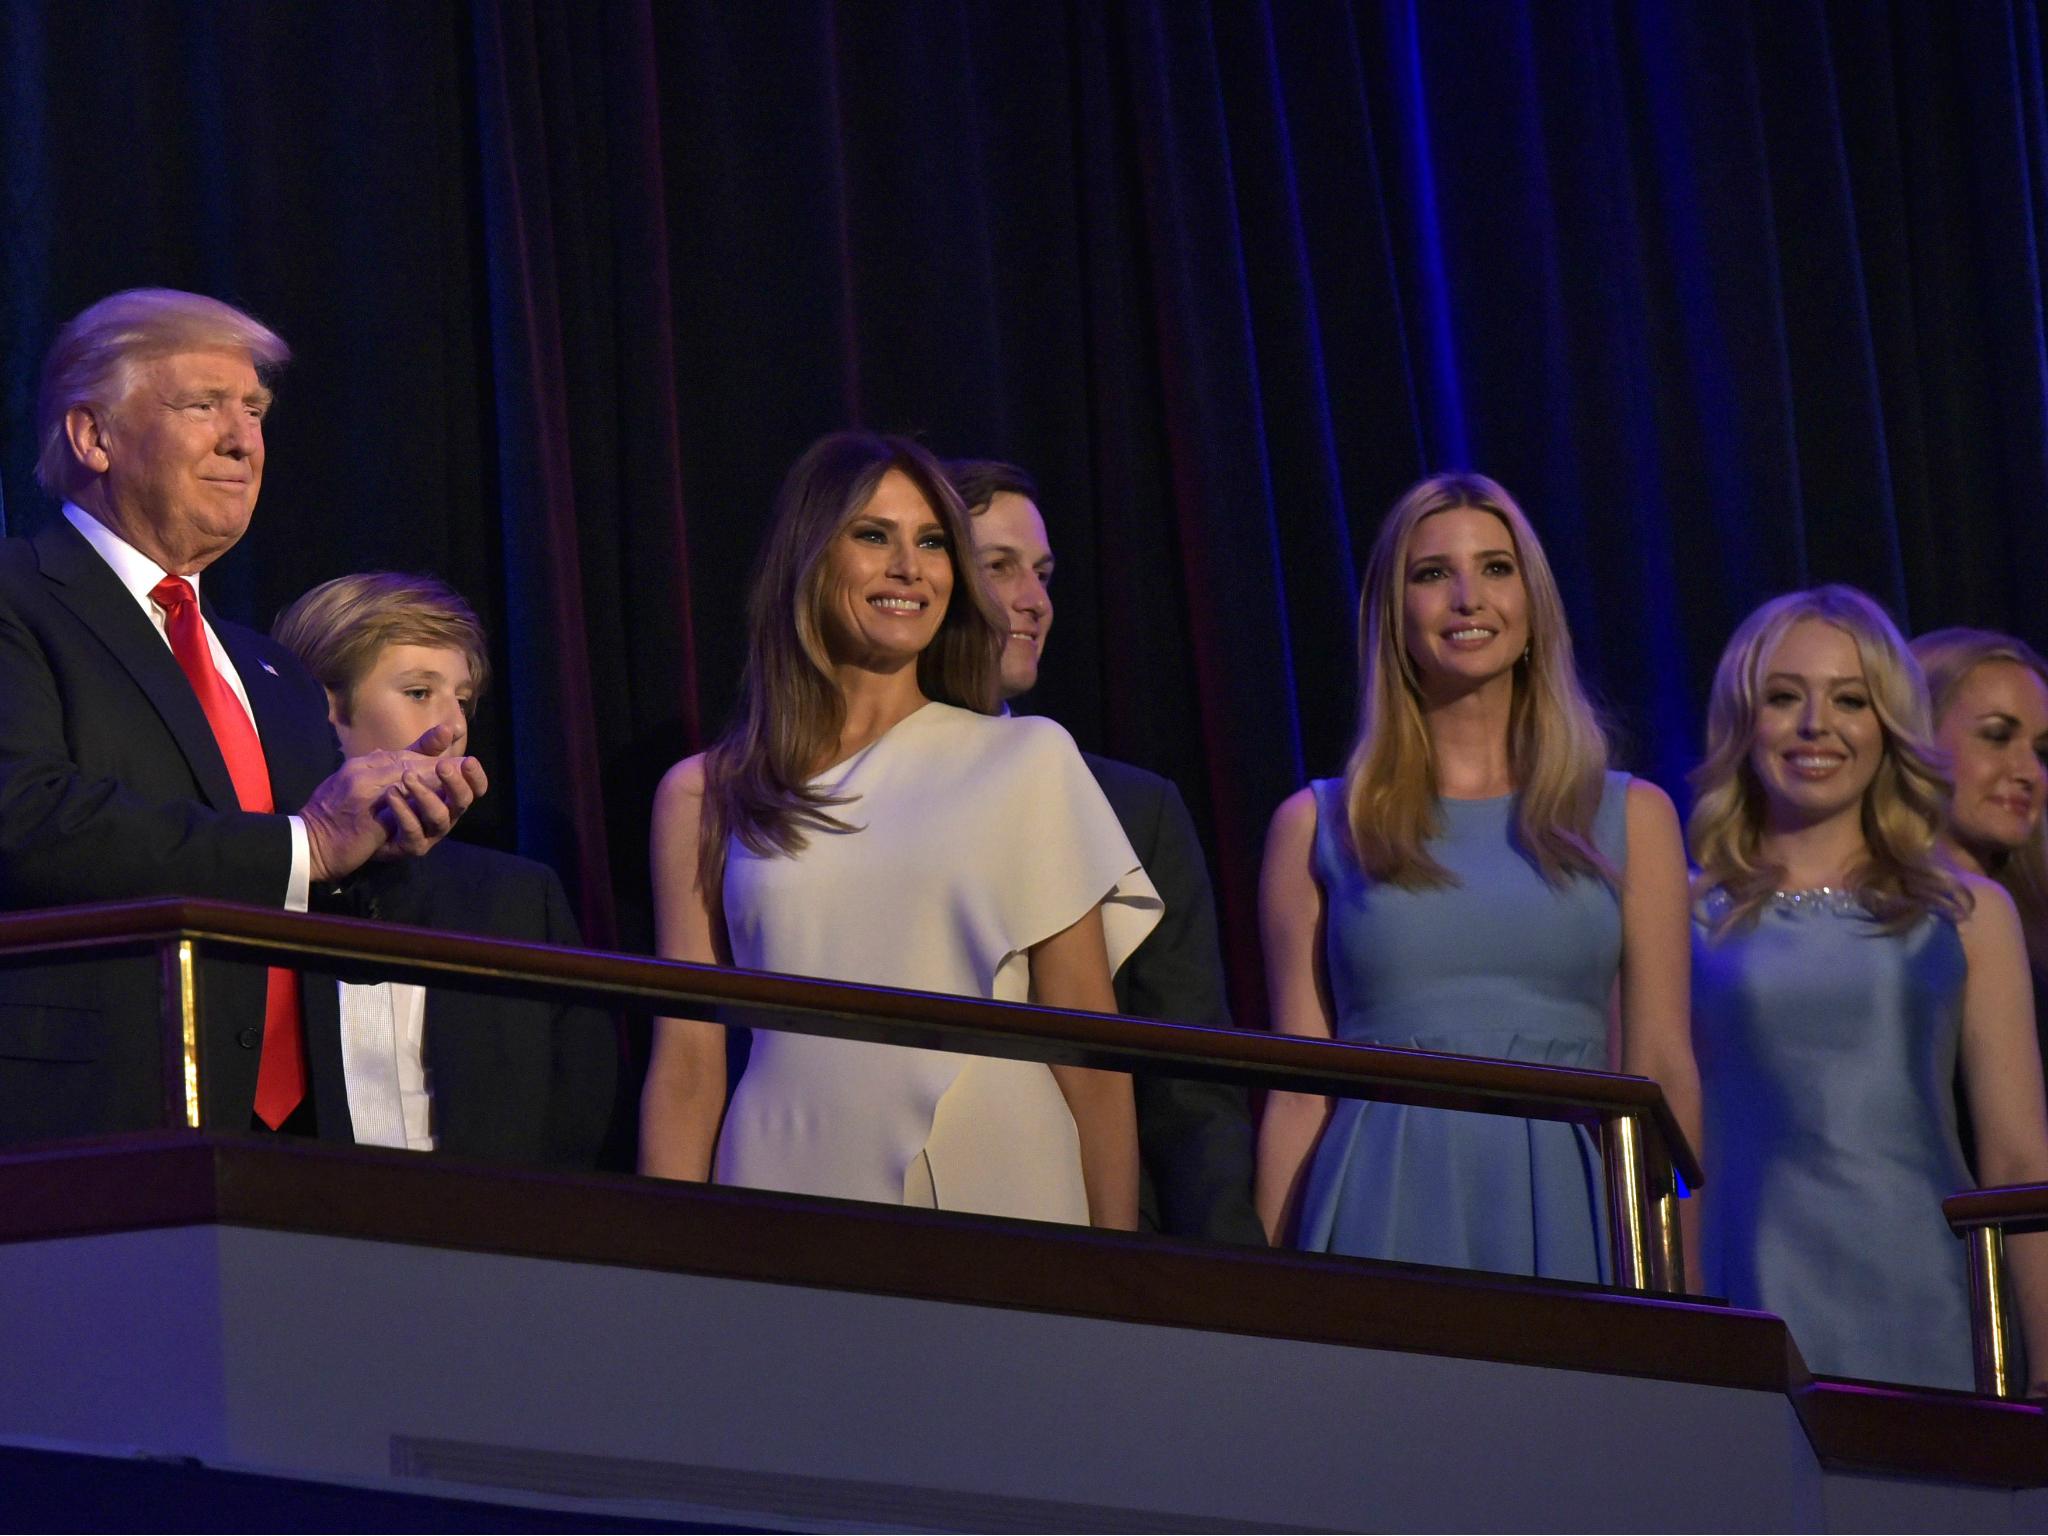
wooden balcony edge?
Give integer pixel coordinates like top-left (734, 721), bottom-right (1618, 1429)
top-left (0, 1133), bottom-right (1754, 1389)
top-left (1944, 1182), bottom-right (2048, 1233)
top-left (7, 1137), bottom-right (2042, 1486)
top-left (1793, 1376), bottom-right (2048, 1487)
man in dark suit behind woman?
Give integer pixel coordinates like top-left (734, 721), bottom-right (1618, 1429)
top-left (949, 459), bottom-right (1264, 1245)
top-left (273, 573), bottom-right (618, 1168)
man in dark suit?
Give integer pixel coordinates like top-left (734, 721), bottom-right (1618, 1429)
top-left (273, 573), bottom-right (618, 1168)
top-left (0, 288), bottom-right (484, 1145)
top-left (950, 460), bottom-right (1264, 1245)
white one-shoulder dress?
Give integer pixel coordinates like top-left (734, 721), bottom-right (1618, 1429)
top-left (714, 701), bottom-right (1162, 1224)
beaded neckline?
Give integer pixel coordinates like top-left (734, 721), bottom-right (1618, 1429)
top-left (1765, 885), bottom-right (1869, 918)
top-left (1697, 885), bottom-right (1872, 922)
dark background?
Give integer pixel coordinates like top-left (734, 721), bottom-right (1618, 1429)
top-left (3, 0), bottom-right (2045, 1033)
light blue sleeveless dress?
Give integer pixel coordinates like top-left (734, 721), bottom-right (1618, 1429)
top-left (1692, 888), bottom-right (1975, 1389)
top-left (1295, 773), bottom-right (1630, 1283)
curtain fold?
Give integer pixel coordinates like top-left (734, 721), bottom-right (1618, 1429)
top-left (469, 0), bottom-right (619, 941)
top-left (469, 0), bottom-right (701, 943)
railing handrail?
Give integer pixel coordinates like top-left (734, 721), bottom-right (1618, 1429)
top-left (0, 896), bottom-right (1702, 1189)
top-left (1944, 1183), bottom-right (2048, 1231)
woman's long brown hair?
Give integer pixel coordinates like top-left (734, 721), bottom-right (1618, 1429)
top-left (694, 431), bottom-right (1003, 902)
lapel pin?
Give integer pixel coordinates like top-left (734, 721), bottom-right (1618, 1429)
top-left (259, 660), bottom-right (280, 676)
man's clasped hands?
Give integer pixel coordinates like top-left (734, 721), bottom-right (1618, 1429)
top-left (299, 724), bottom-right (489, 885)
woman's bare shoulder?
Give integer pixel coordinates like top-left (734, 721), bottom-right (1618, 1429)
top-left (654, 752), bottom-right (711, 818)
top-left (1265, 785), bottom-right (1323, 861)
top-left (1956, 868), bottom-right (2023, 939)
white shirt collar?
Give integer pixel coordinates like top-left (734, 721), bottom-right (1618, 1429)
top-left (62, 502), bottom-right (203, 609)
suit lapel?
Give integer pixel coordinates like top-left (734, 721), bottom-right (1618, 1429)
top-left (33, 520), bottom-right (242, 812)
top-left (299, 967), bottom-right (355, 1144)
top-left (213, 619), bottom-right (331, 812)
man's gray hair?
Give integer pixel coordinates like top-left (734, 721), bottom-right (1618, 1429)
top-left (35, 288), bottom-right (290, 498)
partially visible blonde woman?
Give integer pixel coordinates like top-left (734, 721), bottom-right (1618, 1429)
top-left (1255, 472), bottom-right (1699, 1283)
top-left (1691, 588), bottom-right (2048, 1391)
top-left (1913, 628), bottom-right (2048, 1062)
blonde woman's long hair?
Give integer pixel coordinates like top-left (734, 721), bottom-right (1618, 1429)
top-left (1913, 627), bottom-right (2048, 974)
top-left (1343, 471), bottom-right (1615, 889)
top-left (695, 431), bottom-right (1003, 899)
top-left (1689, 585), bottom-right (1965, 935)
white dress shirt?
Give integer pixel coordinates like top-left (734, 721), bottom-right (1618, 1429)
top-left (64, 503), bottom-right (434, 1150)
top-left (338, 974), bottom-right (435, 1150)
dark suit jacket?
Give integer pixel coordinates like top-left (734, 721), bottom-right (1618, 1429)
top-left (310, 844), bottom-right (620, 1170)
top-left (1083, 752), bottom-right (1264, 1245)
top-left (0, 516), bottom-right (344, 1142)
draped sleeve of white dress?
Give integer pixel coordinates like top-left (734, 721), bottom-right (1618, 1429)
top-left (714, 702), bottom-right (1163, 1223)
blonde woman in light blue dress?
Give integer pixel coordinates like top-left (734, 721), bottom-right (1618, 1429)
top-left (1690, 586), bottom-right (2048, 1389)
top-left (1257, 472), bottom-right (1699, 1282)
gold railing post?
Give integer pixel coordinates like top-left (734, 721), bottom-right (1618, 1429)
top-left (157, 936), bottom-right (202, 1131)
top-left (1964, 1224), bottom-right (2012, 1399)
top-left (1650, 1160), bottom-right (1686, 1295)
top-left (1601, 1112), bottom-right (1650, 1290)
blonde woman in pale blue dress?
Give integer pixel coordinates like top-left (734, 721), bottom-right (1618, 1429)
top-left (640, 432), bottom-right (1158, 1227)
top-left (1256, 472), bottom-right (1700, 1282)
top-left (1691, 587), bottom-right (2048, 1388)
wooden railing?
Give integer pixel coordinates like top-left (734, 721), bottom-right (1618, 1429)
top-left (1943, 1182), bottom-right (2048, 1398)
top-left (0, 897), bottom-right (1702, 1294)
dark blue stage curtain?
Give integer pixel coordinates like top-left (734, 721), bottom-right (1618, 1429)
top-left (3, 0), bottom-right (2047, 1028)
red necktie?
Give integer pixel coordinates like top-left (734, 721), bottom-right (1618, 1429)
top-left (151, 576), bottom-right (305, 1129)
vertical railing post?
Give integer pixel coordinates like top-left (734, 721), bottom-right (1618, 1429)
top-left (158, 937), bottom-right (202, 1131)
top-left (1601, 1111), bottom-right (1650, 1290)
top-left (1964, 1224), bottom-right (2012, 1399)
top-left (1649, 1149), bottom-right (1686, 1295)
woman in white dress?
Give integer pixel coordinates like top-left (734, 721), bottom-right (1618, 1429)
top-left (638, 431), bottom-right (1160, 1227)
